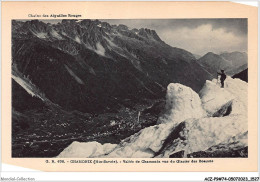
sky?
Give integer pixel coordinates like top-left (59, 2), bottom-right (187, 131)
top-left (103, 19), bottom-right (247, 56)
top-left (41, 19), bottom-right (248, 56)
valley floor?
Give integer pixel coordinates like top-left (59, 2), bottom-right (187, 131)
top-left (12, 100), bottom-right (160, 157)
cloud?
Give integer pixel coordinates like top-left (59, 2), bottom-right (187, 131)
top-left (160, 23), bottom-right (247, 55)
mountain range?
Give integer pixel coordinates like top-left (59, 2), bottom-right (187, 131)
top-left (12, 19), bottom-right (213, 114)
top-left (12, 19), bottom-right (247, 157)
top-left (197, 51), bottom-right (247, 77)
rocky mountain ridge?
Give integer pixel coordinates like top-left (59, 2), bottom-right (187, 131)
top-left (12, 19), bottom-right (213, 113)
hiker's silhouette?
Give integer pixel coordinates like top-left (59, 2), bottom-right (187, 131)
top-left (217, 70), bottom-right (227, 88)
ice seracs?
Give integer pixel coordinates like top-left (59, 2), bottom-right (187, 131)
top-left (199, 78), bottom-right (234, 116)
top-left (157, 83), bottom-right (205, 125)
top-left (57, 77), bottom-right (248, 158)
top-left (156, 114), bottom-right (247, 157)
top-left (200, 76), bottom-right (247, 116)
top-left (105, 123), bottom-right (176, 158)
top-left (57, 141), bottom-right (117, 158)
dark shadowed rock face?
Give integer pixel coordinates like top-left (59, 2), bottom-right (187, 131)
top-left (232, 69), bottom-right (248, 82)
top-left (12, 19), bottom-right (213, 113)
top-left (187, 147), bottom-right (248, 158)
top-left (12, 79), bottom-right (46, 112)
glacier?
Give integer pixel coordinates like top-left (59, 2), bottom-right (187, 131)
top-left (57, 76), bottom-right (247, 158)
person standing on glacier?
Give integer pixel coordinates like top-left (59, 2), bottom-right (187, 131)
top-left (217, 70), bottom-right (227, 88)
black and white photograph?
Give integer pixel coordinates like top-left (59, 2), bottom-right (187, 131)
top-left (12, 18), bottom-right (248, 158)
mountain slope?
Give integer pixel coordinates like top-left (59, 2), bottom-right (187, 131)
top-left (198, 52), bottom-right (248, 76)
top-left (12, 19), bottom-right (213, 113)
top-left (220, 52), bottom-right (247, 68)
top-left (198, 52), bottom-right (232, 76)
top-left (232, 69), bottom-right (248, 82)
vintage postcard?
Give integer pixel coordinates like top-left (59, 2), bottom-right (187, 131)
top-left (1, 1), bottom-right (258, 172)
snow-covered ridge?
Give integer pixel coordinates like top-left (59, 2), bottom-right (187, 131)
top-left (57, 77), bottom-right (247, 158)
